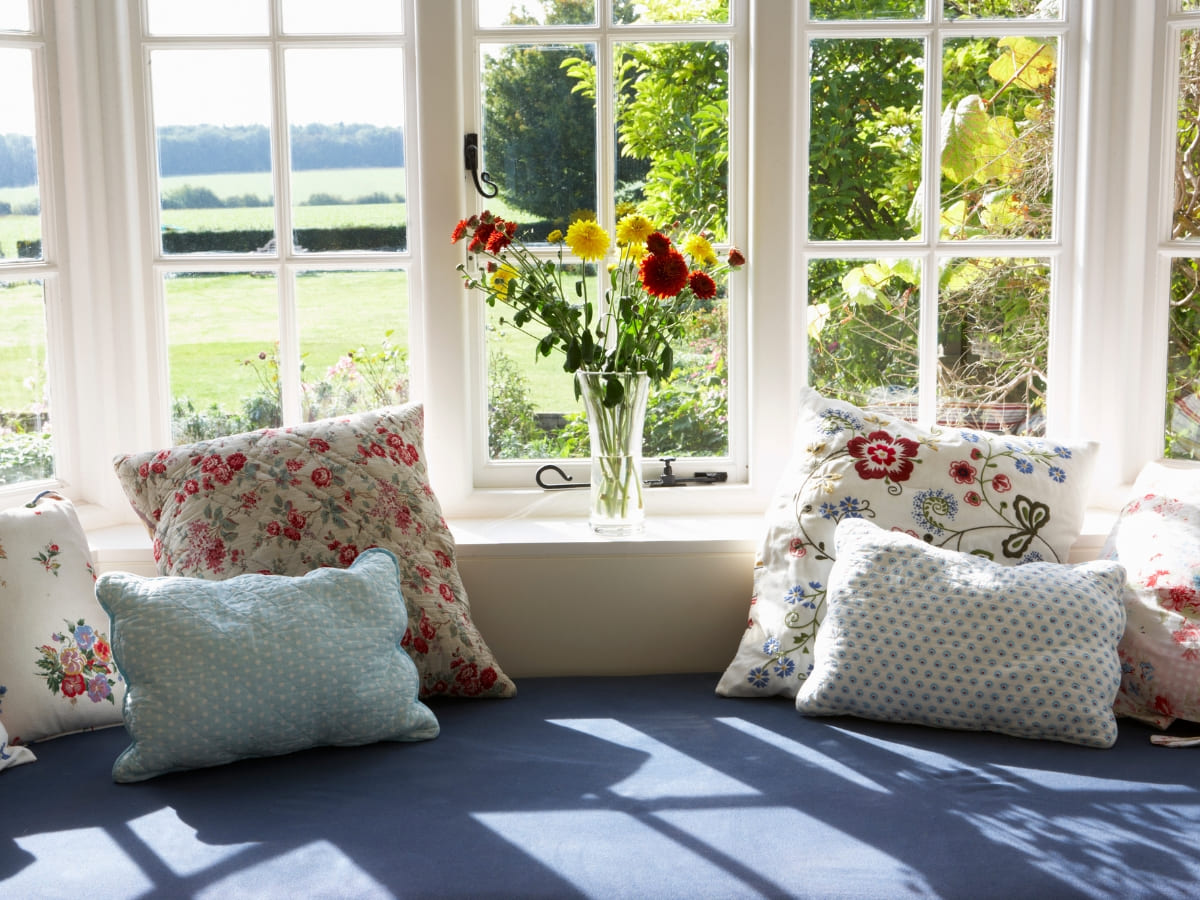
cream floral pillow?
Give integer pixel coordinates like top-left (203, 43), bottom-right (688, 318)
top-left (114, 404), bottom-right (514, 699)
top-left (0, 493), bottom-right (125, 745)
top-left (717, 388), bottom-right (1098, 699)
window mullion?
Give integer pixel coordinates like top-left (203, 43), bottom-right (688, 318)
top-left (919, 28), bottom-right (940, 426)
top-left (269, 38), bottom-right (302, 421)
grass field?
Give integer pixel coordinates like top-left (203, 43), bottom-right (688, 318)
top-left (0, 166), bottom-right (590, 417)
top-left (0, 168), bottom-right (409, 258)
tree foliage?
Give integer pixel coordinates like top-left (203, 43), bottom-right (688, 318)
top-left (807, 30), bottom-right (1058, 431)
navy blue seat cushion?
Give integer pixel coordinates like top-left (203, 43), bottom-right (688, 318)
top-left (3, 673), bottom-right (1200, 898)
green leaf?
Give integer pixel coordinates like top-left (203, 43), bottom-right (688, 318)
top-left (988, 37), bottom-right (1055, 92)
top-left (602, 375), bottom-right (625, 408)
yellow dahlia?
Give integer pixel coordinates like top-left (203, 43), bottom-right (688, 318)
top-left (682, 233), bottom-right (718, 266)
top-left (616, 214), bottom-right (655, 246)
top-left (565, 219), bottom-right (610, 262)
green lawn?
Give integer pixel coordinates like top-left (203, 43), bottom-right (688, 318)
top-left (0, 280), bottom-right (48, 409)
top-left (0, 168), bottom-right (590, 417)
top-left (163, 270), bottom-right (411, 409)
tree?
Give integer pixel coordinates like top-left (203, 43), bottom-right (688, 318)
top-left (806, 30), bottom-right (1059, 431)
top-left (482, 44), bottom-right (597, 220)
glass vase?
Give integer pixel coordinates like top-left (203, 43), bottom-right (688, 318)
top-left (576, 371), bottom-right (650, 536)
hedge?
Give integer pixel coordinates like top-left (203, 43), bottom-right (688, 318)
top-left (160, 226), bottom-right (407, 255)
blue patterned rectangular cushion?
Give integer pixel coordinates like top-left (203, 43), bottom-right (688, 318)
top-left (97, 548), bottom-right (439, 782)
top-left (795, 519), bottom-right (1127, 748)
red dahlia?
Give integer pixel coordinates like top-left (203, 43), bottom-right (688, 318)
top-left (688, 270), bottom-right (717, 300)
top-left (646, 231), bottom-right (672, 256)
top-left (639, 249), bottom-right (690, 298)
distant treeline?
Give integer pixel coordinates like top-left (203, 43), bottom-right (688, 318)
top-left (0, 134), bottom-right (37, 189)
top-left (0, 124), bottom-right (404, 188)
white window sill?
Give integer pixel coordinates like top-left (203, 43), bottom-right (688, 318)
top-left (83, 506), bottom-right (1115, 570)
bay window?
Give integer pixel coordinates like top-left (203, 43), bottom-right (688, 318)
top-left (0, 0), bottom-right (1191, 536)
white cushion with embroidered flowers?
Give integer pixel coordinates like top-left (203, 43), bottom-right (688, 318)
top-left (113, 404), bottom-right (515, 700)
top-left (716, 388), bottom-right (1098, 699)
top-left (0, 493), bottom-right (125, 746)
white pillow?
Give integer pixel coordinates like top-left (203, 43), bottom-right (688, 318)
top-left (796, 519), bottom-right (1127, 748)
top-left (0, 493), bottom-right (125, 744)
top-left (0, 720), bottom-right (36, 771)
top-left (718, 387), bottom-right (1098, 698)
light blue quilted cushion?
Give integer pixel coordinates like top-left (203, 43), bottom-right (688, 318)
top-left (97, 548), bottom-right (439, 782)
top-left (796, 519), bottom-right (1127, 748)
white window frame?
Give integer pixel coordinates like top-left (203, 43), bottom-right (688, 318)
top-left (795, 2), bottom-right (1082, 450)
top-left (456, 1), bottom-right (753, 494)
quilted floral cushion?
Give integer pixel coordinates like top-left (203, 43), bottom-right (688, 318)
top-left (0, 493), bottom-right (125, 745)
top-left (113, 404), bottom-right (514, 699)
top-left (717, 387), bottom-right (1098, 698)
top-left (796, 519), bottom-right (1127, 748)
top-left (1101, 461), bottom-right (1200, 727)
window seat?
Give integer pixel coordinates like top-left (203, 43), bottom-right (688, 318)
top-left (83, 509), bottom-right (1116, 681)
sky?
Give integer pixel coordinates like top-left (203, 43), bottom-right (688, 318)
top-left (150, 47), bottom-right (405, 128)
top-left (0, 48), bottom-right (35, 135)
top-left (0, 1), bottom-right (407, 135)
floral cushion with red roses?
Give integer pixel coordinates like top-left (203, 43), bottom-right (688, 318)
top-left (716, 387), bottom-right (1098, 699)
top-left (113, 404), bottom-right (514, 699)
top-left (1101, 460), bottom-right (1200, 727)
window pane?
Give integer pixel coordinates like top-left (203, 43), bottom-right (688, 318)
top-left (165, 273), bottom-right (280, 444)
top-left (146, 0), bottom-right (268, 36)
top-left (808, 38), bottom-right (924, 241)
top-left (0, 279), bottom-right (53, 484)
top-left (282, 0), bottom-right (403, 33)
top-left (810, 0), bottom-right (924, 21)
top-left (285, 49), bottom-right (407, 253)
top-left (0, 0), bottom-right (30, 32)
top-left (937, 257), bottom-right (1048, 435)
top-left (481, 43), bottom-right (597, 230)
top-left (614, 40), bottom-right (730, 238)
top-left (0, 48), bottom-right (41, 260)
top-left (151, 50), bottom-right (275, 255)
top-left (943, 0), bottom-right (1061, 20)
top-left (1166, 258), bottom-right (1200, 459)
top-left (487, 295), bottom-right (585, 460)
top-left (297, 270), bottom-right (410, 421)
top-left (478, 1), bottom-right (596, 27)
top-left (807, 258), bottom-right (922, 412)
top-left (619, 1), bottom-right (728, 25)
top-left (1175, 29), bottom-right (1200, 241)
top-left (941, 36), bottom-right (1057, 241)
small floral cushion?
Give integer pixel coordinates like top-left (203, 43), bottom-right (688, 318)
top-left (1101, 461), bottom-right (1200, 727)
top-left (0, 493), bottom-right (125, 744)
top-left (717, 387), bottom-right (1098, 699)
top-left (113, 404), bottom-right (514, 699)
top-left (0, 720), bottom-right (36, 770)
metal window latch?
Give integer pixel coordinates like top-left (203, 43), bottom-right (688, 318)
top-left (464, 133), bottom-right (498, 199)
top-left (535, 458), bottom-right (727, 491)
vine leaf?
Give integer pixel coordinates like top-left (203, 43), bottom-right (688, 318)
top-left (988, 37), bottom-right (1055, 93)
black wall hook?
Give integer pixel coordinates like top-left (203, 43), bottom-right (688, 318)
top-left (464, 133), bottom-right (498, 199)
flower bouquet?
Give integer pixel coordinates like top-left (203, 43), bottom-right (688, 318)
top-left (452, 210), bottom-right (744, 532)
